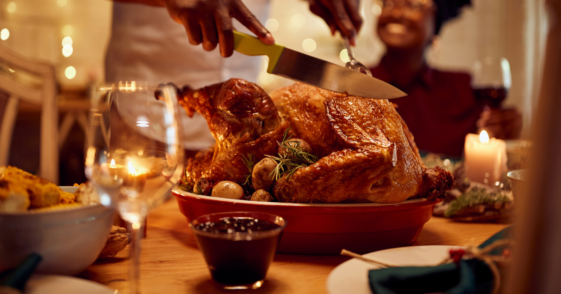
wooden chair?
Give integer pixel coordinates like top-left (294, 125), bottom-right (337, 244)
top-left (0, 44), bottom-right (58, 184)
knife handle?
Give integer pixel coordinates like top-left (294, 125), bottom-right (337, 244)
top-left (233, 31), bottom-right (284, 73)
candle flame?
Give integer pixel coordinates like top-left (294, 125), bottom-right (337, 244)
top-left (128, 161), bottom-right (137, 175)
top-left (479, 130), bottom-right (489, 144)
top-left (110, 159), bottom-right (116, 168)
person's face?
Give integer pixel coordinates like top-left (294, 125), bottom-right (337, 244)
top-left (376, 0), bottom-right (436, 51)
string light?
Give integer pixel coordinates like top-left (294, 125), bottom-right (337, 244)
top-left (62, 25), bottom-right (73, 36)
top-left (62, 36), bottom-right (72, 46)
top-left (291, 14), bottom-right (306, 28)
top-left (0, 29), bottom-right (9, 41)
top-left (302, 38), bottom-right (316, 53)
top-left (265, 18), bottom-right (279, 32)
top-left (65, 66), bottom-right (76, 79)
top-left (62, 45), bottom-right (73, 57)
top-left (6, 2), bottom-right (16, 13)
top-left (340, 49), bottom-right (350, 63)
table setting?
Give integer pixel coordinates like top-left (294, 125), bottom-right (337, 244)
top-left (0, 43), bottom-right (519, 293)
top-left (0, 1), bottom-right (549, 291)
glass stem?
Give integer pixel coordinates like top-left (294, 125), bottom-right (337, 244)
top-left (127, 218), bottom-right (145, 294)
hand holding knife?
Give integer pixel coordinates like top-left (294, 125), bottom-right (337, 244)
top-left (233, 31), bottom-right (406, 100)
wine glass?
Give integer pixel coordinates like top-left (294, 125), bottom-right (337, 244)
top-left (472, 57), bottom-right (512, 109)
top-left (85, 82), bottom-right (184, 294)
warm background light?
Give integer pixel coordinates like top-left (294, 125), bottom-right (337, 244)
top-left (6, 2), bottom-right (16, 13)
top-left (291, 14), bottom-right (306, 28)
top-left (302, 38), bottom-right (316, 52)
top-left (62, 36), bottom-right (73, 46)
top-left (340, 49), bottom-right (350, 63)
top-left (265, 18), bottom-right (279, 32)
top-left (57, 0), bottom-right (68, 8)
top-left (62, 25), bottom-right (73, 36)
top-left (62, 45), bottom-right (73, 57)
top-left (259, 72), bottom-right (274, 85)
top-left (65, 66), bottom-right (76, 79)
top-left (0, 29), bottom-right (9, 41)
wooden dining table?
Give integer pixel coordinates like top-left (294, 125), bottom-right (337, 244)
top-left (80, 198), bottom-right (509, 294)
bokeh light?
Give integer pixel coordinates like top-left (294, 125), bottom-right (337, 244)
top-left (62, 36), bottom-right (73, 46)
top-left (265, 18), bottom-right (279, 32)
top-left (65, 66), bottom-right (76, 79)
top-left (259, 72), bottom-right (274, 85)
top-left (302, 38), bottom-right (316, 53)
top-left (0, 29), bottom-right (9, 41)
top-left (62, 25), bottom-right (73, 36)
top-left (62, 45), bottom-right (73, 57)
top-left (291, 14), bottom-right (306, 28)
top-left (6, 2), bottom-right (16, 13)
top-left (340, 49), bottom-right (350, 63)
top-left (57, 0), bottom-right (67, 7)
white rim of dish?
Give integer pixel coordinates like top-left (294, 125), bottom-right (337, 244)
top-left (172, 188), bottom-right (434, 207)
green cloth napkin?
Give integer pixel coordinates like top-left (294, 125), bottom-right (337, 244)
top-left (368, 227), bottom-right (511, 294)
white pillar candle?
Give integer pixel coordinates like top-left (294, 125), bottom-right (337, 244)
top-left (464, 131), bottom-right (508, 185)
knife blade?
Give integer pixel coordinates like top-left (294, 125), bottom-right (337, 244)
top-left (233, 31), bottom-right (406, 99)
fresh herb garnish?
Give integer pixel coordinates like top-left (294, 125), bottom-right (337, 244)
top-left (266, 128), bottom-right (318, 181)
top-left (241, 153), bottom-right (255, 186)
top-left (444, 188), bottom-right (511, 217)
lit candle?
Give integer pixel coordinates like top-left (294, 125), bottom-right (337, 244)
top-left (126, 161), bottom-right (147, 192)
top-left (464, 130), bottom-right (508, 185)
top-left (107, 159), bottom-right (127, 178)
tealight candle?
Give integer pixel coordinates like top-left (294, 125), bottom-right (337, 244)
top-left (126, 161), bottom-right (147, 192)
top-left (464, 130), bottom-right (507, 185)
top-left (107, 159), bottom-right (127, 178)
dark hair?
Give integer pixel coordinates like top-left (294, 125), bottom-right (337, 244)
top-left (432, 0), bottom-right (471, 35)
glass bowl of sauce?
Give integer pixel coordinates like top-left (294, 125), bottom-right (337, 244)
top-left (190, 211), bottom-right (286, 290)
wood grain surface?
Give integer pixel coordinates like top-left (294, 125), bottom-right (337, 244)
top-left (80, 198), bottom-right (509, 294)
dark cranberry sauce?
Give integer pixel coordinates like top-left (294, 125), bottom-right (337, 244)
top-left (192, 217), bottom-right (282, 286)
top-left (193, 217), bottom-right (281, 234)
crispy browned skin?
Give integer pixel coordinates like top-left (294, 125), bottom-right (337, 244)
top-left (179, 79), bottom-right (289, 187)
top-left (270, 83), bottom-right (452, 203)
top-left (178, 79), bottom-right (452, 203)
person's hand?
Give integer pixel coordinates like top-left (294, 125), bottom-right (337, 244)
top-left (163, 0), bottom-right (274, 57)
top-left (308, 0), bottom-right (363, 45)
top-left (477, 106), bottom-right (523, 139)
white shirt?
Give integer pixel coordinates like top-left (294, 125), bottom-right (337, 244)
top-left (105, 1), bottom-right (270, 150)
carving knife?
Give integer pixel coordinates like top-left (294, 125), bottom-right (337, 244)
top-left (233, 31), bottom-right (406, 99)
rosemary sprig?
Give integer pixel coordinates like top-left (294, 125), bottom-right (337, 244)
top-left (193, 183), bottom-right (204, 195)
top-left (267, 128), bottom-right (318, 181)
top-left (241, 153), bottom-right (255, 186)
top-left (444, 188), bottom-right (511, 217)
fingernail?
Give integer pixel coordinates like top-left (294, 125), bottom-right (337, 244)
top-left (330, 25), bottom-right (336, 36)
top-left (265, 33), bottom-right (274, 44)
top-left (350, 37), bottom-right (356, 46)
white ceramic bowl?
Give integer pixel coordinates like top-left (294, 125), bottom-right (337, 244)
top-left (0, 187), bottom-right (113, 275)
top-left (507, 169), bottom-right (527, 200)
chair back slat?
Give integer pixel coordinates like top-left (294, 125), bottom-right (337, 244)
top-left (0, 44), bottom-right (58, 183)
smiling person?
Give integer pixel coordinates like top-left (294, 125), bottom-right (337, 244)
top-left (369, 0), bottom-right (523, 158)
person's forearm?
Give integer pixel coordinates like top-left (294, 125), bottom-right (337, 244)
top-left (113, 0), bottom-right (166, 7)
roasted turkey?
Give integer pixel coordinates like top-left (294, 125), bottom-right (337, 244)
top-left (177, 78), bottom-right (452, 203)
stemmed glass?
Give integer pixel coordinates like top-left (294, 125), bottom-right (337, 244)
top-left (85, 82), bottom-right (184, 294)
top-left (472, 57), bottom-right (512, 109)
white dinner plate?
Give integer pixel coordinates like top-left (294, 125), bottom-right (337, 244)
top-left (25, 275), bottom-right (114, 294)
top-left (326, 245), bottom-right (462, 294)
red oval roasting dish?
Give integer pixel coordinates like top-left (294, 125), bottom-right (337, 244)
top-left (173, 189), bottom-right (440, 255)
